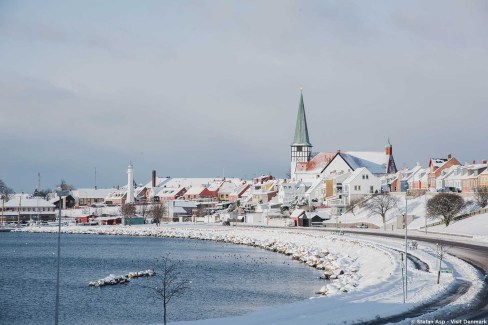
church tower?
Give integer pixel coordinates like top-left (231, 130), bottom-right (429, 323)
top-left (290, 91), bottom-right (312, 179)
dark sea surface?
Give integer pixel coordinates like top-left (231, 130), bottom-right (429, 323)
top-left (0, 232), bottom-right (322, 325)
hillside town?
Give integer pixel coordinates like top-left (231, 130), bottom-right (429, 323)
top-left (1, 92), bottom-right (487, 231)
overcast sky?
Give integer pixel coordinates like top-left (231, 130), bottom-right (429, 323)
top-left (1, 0), bottom-right (487, 192)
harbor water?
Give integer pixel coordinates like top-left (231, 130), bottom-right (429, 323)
top-left (0, 232), bottom-right (322, 325)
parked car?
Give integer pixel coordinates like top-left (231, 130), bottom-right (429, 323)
top-left (356, 223), bottom-right (368, 229)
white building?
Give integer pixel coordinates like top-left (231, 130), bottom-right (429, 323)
top-left (3, 196), bottom-right (56, 221)
top-left (342, 168), bottom-right (381, 206)
top-left (71, 188), bottom-right (114, 206)
top-left (277, 181), bottom-right (307, 205)
top-left (167, 200), bottom-right (198, 221)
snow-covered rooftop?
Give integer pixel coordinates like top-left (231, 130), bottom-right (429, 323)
top-left (184, 187), bottom-right (207, 195)
top-left (4, 197), bottom-right (55, 208)
top-left (341, 152), bottom-right (386, 175)
top-left (72, 188), bottom-right (114, 199)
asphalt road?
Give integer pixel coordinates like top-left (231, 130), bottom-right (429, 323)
top-left (334, 229), bottom-right (488, 322)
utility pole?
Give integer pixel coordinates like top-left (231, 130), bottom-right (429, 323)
top-left (405, 197), bottom-right (408, 301)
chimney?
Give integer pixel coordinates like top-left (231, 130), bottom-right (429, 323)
top-left (336, 149), bottom-right (341, 154)
top-left (448, 154), bottom-right (452, 159)
top-left (152, 170), bottom-right (157, 188)
top-left (482, 160), bottom-right (487, 164)
top-left (472, 160), bottom-right (476, 165)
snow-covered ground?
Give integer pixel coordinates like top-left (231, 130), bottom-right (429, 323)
top-left (429, 212), bottom-right (488, 242)
top-left (20, 224), bottom-right (484, 324)
top-left (336, 194), bottom-right (488, 241)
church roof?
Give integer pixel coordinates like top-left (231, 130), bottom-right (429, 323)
top-left (296, 152), bottom-right (335, 173)
top-left (292, 92), bottom-right (312, 146)
top-left (340, 152), bottom-right (387, 175)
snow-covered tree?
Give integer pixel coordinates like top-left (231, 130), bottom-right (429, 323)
top-left (426, 193), bottom-right (465, 227)
top-left (474, 186), bottom-right (488, 208)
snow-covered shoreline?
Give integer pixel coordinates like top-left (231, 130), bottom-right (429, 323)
top-left (21, 224), bottom-right (395, 295)
top-left (19, 224), bottom-right (484, 324)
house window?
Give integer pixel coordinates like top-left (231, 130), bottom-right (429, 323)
top-left (366, 175), bottom-right (369, 179)
top-left (297, 146), bottom-right (302, 152)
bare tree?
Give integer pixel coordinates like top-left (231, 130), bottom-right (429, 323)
top-left (151, 256), bottom-right (190, 325)
top-left (139, 201), bottom-right (149, 222)
top-left (192, 204), bottom-right (206, 223)
top-left (149, 203), bottom-right (167, 226)
top-left (58, 179), bottom-right (75, 191)
top-left (0, 179), bottom-right (14, 195)
top-left (474, 186), bottom-right (488, 208)
top-left (426, 193), bottom-right (465, 227)
top-left (347, 197), bottom-right (363, 216)
top-left (364, 193), bottom-right (400, 230)
top-left (120, 203), bottom-right (136, 226)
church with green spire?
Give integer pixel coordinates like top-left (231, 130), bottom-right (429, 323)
top-left (290, 91), bottom-right (397, 181)
top-left (290, 91), bottom-right (313, 176)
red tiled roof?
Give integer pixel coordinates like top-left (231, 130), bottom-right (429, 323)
top-left (296, 152), bottom-right (336, 172)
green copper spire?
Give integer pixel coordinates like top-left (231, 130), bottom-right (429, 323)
top-left (292, 91), bottom-right (312, 146)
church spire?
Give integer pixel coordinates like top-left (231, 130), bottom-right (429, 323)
top-left (292, 90), bottom-right (312, 146)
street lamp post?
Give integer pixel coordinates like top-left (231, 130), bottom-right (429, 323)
top-left (54, 190), bottom-right (68, 325)
top-left (404, 193), bottom-right (414, 302)
top-left (405, 196), bottom-right (408, 301)
top-left (425, 193), bottom-right (428, 234)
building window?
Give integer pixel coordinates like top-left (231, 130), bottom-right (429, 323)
top-left (297, 146), bottom-right (302, 152)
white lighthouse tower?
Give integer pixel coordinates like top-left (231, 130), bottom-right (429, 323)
top-left (127, 162), bottom-right (134, 203)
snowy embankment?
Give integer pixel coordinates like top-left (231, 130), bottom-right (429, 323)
top-left (429, 212), bottom-right (488, 243)
top-left (21, 225), bottom-right (483, 324)
top-left (338, 194), bottom-right (488, 239)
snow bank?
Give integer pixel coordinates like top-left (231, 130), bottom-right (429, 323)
top-left (429, 212), bottom-right (488, 242)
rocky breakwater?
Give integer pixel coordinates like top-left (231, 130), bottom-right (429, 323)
top-left (89, 269), bottom-right (155, 287)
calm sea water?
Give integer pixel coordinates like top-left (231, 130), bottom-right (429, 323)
top-left (0, 232), bottom-right (322, 325)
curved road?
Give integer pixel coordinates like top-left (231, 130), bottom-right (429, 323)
top-left (329, 229), bottom-right (488, 322)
